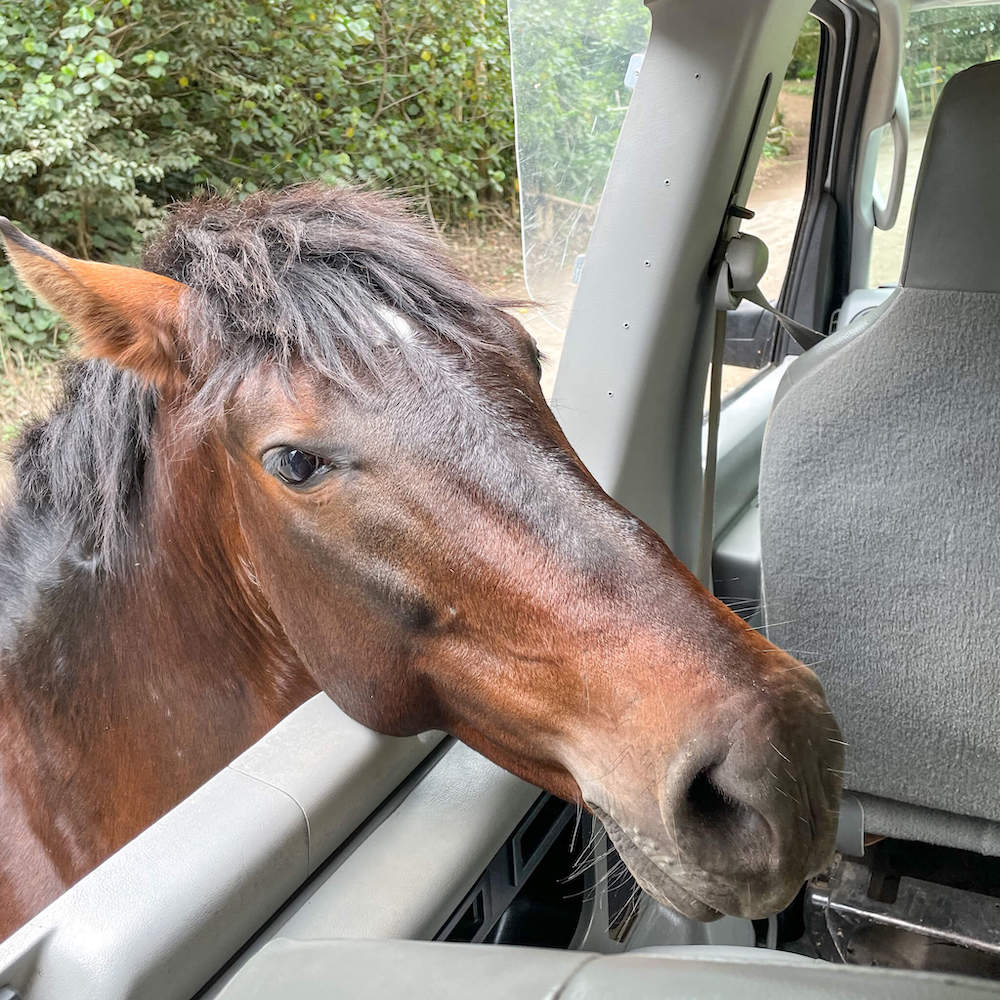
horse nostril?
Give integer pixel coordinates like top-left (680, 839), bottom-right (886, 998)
top-left (686, 764), bottom-right (740, 825)
top-left (652, 689), bottom-right (842, 917)
top-left (668, 747), bottom-right (772, 875)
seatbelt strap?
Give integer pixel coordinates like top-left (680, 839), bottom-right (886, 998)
top-left (700, 232), bottom-right (826, 585)
top-left (699, 303), bottom-right (728, 587)
top-left (741, 285), bottom-right (826, 351)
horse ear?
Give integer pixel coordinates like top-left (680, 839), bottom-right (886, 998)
top-left (0, 218), bottom-right (188, 391)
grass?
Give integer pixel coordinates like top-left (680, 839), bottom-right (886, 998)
top-left (783, 78), bottom-right (816, 97)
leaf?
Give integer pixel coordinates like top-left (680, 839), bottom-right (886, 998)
top-left (60, 24), bottom-right (92, 41)
top-left (33, 310), bottom-right (54, 331)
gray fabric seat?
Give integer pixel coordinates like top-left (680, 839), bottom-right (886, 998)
top-left (759, 60), bottom-right (1000, 853)
top-left (214, 938), bottom-right (1000, 999)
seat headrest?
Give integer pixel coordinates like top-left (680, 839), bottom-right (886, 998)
top-left (901, 60), bottom-right (1000, 293)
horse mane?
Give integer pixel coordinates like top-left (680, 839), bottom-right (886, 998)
top-left (8, 185), bottom-right (506, 566)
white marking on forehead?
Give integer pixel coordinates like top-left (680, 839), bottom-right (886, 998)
top-left (376, 305), bottom-right (417, 343)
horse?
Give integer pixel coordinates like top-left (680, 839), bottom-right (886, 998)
top-left (0, 186), bottom-right (842, 942)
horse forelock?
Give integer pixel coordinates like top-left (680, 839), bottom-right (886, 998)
top-left (145, 184), bottom-right (507, 398)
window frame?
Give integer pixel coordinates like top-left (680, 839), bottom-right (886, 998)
top-left (768, 0), bottom-right (881, 365)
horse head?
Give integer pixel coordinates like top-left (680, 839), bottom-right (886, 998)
top-left (0, 187), bottom-right (841, 920)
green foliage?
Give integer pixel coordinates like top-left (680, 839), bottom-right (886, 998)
top-left (902, 5), bottom-right (1000, 118)
top-left (0, 0), bottom-right (517, 358)
top-left (509, 0), bottom-right (648, 208)
top-left (762, 107), bottom-right (791, 160)
top-left (786, 15), bottom-right (820, 81)
top-left (507, 0), bottom-right (649, 288)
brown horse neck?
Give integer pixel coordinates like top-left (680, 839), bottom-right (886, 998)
top-left (0, 419), bottom-right (317, 915)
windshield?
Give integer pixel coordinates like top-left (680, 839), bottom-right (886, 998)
top-left (507, 0), bottom-right (651, 342)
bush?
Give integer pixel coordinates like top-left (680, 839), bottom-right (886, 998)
top-left (762, 107), bottom-right (791, 160)
top-left (0, 0), bottom-right (516, 358)
top-left (507, 0), bottom-right (649, 289)
top-left (786, 15), bottom-right (821, 81)
top-left (509, 0), bottom-right (648, 208)
top-left (902, 5), bottom-right (1000, 118)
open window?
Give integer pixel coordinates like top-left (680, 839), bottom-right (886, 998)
top-left (869, 4), bottom-right (1000, 287)
top-left (718, 14), bottom-right (824, 402)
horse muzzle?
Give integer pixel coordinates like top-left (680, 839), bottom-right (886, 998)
top-left (582, 676), bottom-right (844, 920)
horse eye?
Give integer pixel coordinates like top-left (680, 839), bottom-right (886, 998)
top-left (267, 447), bottom-right (325, 487)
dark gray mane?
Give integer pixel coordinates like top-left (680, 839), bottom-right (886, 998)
top-left (9, 185), bottom-right (507, 565)
top-left (149, 184), bottom-right (502, 397)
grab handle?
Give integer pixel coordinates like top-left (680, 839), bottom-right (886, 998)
top-left (873, 77), bottom-right (909, 231)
